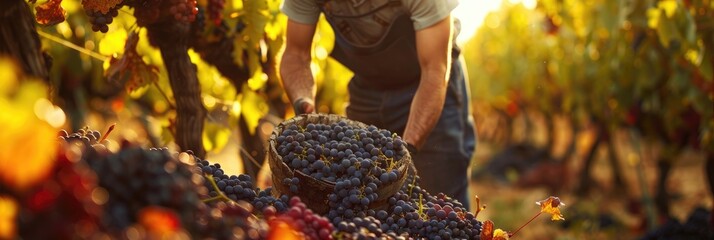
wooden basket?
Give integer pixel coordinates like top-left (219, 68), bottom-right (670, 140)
top-left (268, 113), bottom-right (412, 214)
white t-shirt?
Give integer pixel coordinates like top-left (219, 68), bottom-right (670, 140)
top-left (281, 0), bottom-right (459, 45)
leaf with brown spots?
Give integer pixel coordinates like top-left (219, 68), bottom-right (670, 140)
top-left (35, 0), bottom-right (66, 26)
top-left (105, 31), bottom-right (159, 93)
top-left (480, 220), bottom-right (494, 240)
top-left (81, 0), bottom-right (123, 14)
top-left (536, 196), bottom-right (566, 221)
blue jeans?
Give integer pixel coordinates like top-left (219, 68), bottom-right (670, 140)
top-left (345, 59), bottom-right (476, 209)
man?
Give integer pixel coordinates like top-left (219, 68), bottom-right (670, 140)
top-left (279, 0), bottom-right (475, 209)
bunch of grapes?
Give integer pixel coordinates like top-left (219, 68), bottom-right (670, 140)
top-left (194, 154), bottom-right (258, 202)
top-left (201, 163), bottom-right (256, 201)
top-left (195, 200), bottom-right (269, 239)
top-left (268, 196), bottom-right (334, 240)
top-left (85, 8), bottom-right (120, 33)
top-left (167, 0), bottom-right (198, 23)
top-left (253, 188), bottom-right (290, 214)
top-left (14, 144), bottom-right (105, 239)
top-left (60, 127), bottom-right (103, 145)
top-left (276, 121), bottom-right (407, 214)
top-left (85, 146), bottom-right (205, 234)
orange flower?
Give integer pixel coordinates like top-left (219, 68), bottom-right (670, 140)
top-left (536, 196), bottom-right (565, 221)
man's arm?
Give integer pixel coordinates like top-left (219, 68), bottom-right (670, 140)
top-left (402, 16), bottom-right (453, 150)
top-left (280, 19), bottom-right (318, 113)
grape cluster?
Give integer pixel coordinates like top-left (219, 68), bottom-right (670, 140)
top-left (277, 121), bottom-right (406, 186)
top-left (329, 176), bottom-right (483, 239)
top-left (195, 200), bottom-right (268, 240)
top-left (60, 128), bottom-right (103, 145)
top-left (283, 177), bottom-right (300, 193)
top-left (269, 196), bottom-right (334, 240)
top-left (277, 121), bottom-right (407, 222)
top-left (253, 188), bottom-right (290, 215)
top-left (386, 172), bottom-right (482, 239)
top-left (167, 0), bottom-right (198, 23)
top-left (274, 120), bottom-right (484, 238)
top-left (87, 147), bottom-right (205, 233)
top-left (86, 8), bottom-right (119, 33)
top-left (197, 160), bottom-right (257, 202)
top-left (14, 145), bottom-right (104, 239)
top-left (192, 153), bottom-right (292, 215)
top-left (207, 0), bottom-right (225, 26)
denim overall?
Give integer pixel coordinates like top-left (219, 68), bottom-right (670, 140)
top-left (319, 0), bottom-right (475, 208)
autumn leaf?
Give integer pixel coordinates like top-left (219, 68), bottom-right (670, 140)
top-left (536, 196), bottom-right (566, 221)
top-left (481, 220), bottom-right (510, 240)
top-left (82, 0), bottom-right (124, 14)
top-left (0, 58), bottom-right (59, 191)
top-left (0, 196), bottom-right (18, 239)
top-left (480, 220), bottom-right (495, 240)
top-left (105, 31), bottom-right (159, 92)
top-left (493, 229), bottom-right (510, 240)
top-left (35, 0), bottom-right (66, 26)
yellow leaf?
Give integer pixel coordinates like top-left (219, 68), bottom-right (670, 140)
top-left (99, 28), bottom-right (127, 56)
top-left (0, 60), bottom-right (58, 191)
top-left (658, 0), bottom-right (678, 18)
top-left (202, 121), bottom-right (232, 153)
top-left (646, 8), bottom-right (660, 28)
top-left (493, 229), bottom-right (510, 240)
top-left (240, 89), bottom-right (268, 135)
top-left (0, 196), bottom-right (18, 239)
top-left (536, 196), bottom-right (566, 221)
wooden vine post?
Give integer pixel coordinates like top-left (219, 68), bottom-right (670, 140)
top-left (147, 21), bottom-right (206, 158)
top-left (0, 0), bottom-right (49, 79)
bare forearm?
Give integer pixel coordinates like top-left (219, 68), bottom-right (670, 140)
top-left (403, 70), bottom-right (448, 148)
top-left (279, 51), bottom-right (315, 103)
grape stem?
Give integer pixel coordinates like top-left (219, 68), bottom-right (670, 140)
top-left (201, 173), bottom-right (261, 221)
top-left (36, 30), bottom-right (109, 61)
top-left (203, 173), bottom-right (234, 203)
top-left (100, 123), bottom-right (116, 142)
top-left (509, 211), bottom-right (542, 237)
top-left (473, 195), bottom-right (486, 219)
top-left (201, 195), bottom-right (222, 203)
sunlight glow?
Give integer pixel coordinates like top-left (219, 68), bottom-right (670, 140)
top-left (453, 0), bottom-right (537, 44)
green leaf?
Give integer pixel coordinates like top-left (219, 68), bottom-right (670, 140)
top-left (203, 121), bottom-right (232, 153)
top-left (655, 9), bottom-right (682, 48)
top-left (658, 0), bottom-right (678, 18)
top-left (240, 88), bottom-right (268, 135)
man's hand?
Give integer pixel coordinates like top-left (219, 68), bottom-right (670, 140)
top-left (280, 19), bottom-right (318, 110)
top-left (293, 97), bottom-right (315, 114)
top-left (402, 16), bottom-right (454, 150)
